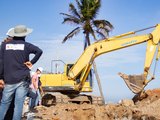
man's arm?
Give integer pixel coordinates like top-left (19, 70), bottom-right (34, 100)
top-left (27, 43), bottom-right (43, 65)
top-left (24, 43), bottom-right (43, 69)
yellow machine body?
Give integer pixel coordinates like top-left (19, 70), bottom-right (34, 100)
top-left (41, 24), bottom-right (160, 94)
top-left (40, 64), bottom-right (93, 93)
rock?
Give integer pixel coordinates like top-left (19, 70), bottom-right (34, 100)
top-left (119, 99), bottom-right (134, 107)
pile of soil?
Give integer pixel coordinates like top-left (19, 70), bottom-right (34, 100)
top-left (29, 88), bottom-right (160, 120)
top-left (133, 88), bottom-right (160, 119)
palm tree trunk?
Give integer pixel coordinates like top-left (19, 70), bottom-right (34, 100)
top-left (93, 61), bottom-right (105, 104)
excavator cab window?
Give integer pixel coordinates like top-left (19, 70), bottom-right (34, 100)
top-left (75, 68), bottom-right (93, 87)
top-left (51, 60), bottom-right (66, 74)
top-left (73, 70), bottom-right (93, 86)
top-left (66, 64), bottom-right (93, 87)
top-left (66, 64), bottom-right (74, 76)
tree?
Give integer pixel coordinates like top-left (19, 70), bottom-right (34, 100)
top-left (61, 0), bottom-right (113, 49)
top-left (61, 0), bottom-right (114, 104)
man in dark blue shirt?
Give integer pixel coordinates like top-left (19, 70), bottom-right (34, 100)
top-left (0, 25), bottom-right (43, 120)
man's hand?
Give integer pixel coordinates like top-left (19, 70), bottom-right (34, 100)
top-left (24, 61), bottom-right (33, 69)
top-left (0, 80), bottom-right (4, 89)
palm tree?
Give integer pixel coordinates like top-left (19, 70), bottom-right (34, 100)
top-left (61, 0), bottom-right (113, 49)
top-left (61, 0), bottom-right (113, 104)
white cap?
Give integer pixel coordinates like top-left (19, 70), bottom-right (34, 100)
top-left (37, 67), bottom-right (43, 73)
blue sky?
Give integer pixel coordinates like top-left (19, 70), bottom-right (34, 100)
top-left (0, 0), bottom-right (160, 102)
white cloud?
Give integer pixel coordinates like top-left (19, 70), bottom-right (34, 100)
top-left (30, 34), bottom-right (84, 72)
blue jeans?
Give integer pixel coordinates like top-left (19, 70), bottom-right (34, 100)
top-left (36, 89), bottom-right (42, 105)
top-left (28, 89), bottom-right (38, 109)
top-left (0, 80), bottom-right (29, 120)
top-left (29, 89), bottom-right (41, 107)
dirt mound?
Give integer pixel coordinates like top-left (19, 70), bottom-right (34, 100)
top-left (24, 88), bottom-right (160, 120)
top-left (132, 88), bottom-right (160, 119)
top-left (133, 88), bottom-right (160, 104)
top-left (33, 103), bottom-right (157, 120)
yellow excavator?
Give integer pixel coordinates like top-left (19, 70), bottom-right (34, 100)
top-left (40, 24), bottom-right (160, 106)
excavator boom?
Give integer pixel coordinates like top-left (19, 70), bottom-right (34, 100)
top-left (68, 24), bottom-right (160, 93)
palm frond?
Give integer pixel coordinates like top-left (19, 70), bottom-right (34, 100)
top-left (60, 13), bottom-right (75, 18)
top-left (76, 0), bottom-right (82, 10)
top-left (93, 20), bottom-right (113, 38)
top-left (69, 3), bottom-right (81, 19)
top-left (62, 27), bottom-right (81, 43)
top-left (93, 20), bottom-right (114, 30)
top-left (62, 18), bottom-right (81, 25)
top-left (89, 27), bottom-right (97, 40)
top-left (103, 20), bottom-right (114, 31)
top-left (63, 18), bottom-right (80, 24)
top-left (60, 13), bottom-right (81, 24)
top-left (96, 30), bottom-right (107, 39)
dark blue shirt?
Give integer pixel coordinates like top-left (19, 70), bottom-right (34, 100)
top-left (0, 39), bottom-right (42, 84)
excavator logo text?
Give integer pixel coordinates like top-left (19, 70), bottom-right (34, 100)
top-left (121, 40), bottom-right (137, 47)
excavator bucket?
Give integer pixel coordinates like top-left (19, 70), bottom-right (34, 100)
top-left (118, 72), bottom-right (146, 94)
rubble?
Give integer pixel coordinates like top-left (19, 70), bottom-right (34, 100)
top-left (24, 88), bottom-right (160, 120)
top-left (118, 99), bottom-right (134, 107)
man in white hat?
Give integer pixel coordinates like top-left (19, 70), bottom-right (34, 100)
top-left (0, 25), bottom-right (43, 120)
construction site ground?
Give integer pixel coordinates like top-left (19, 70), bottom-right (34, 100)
top-left (27, 88), bottom-right (160, 120)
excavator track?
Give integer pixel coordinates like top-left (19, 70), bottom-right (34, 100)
top-left (41, 92), bottom-right (103, 106)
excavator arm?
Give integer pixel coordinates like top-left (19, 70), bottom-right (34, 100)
top-left (68, 24), bottom-right (160, 93)
top-left (118, 40), bottom-right (159, 94)
top-left (119, 24), bottom-right (160, 93)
